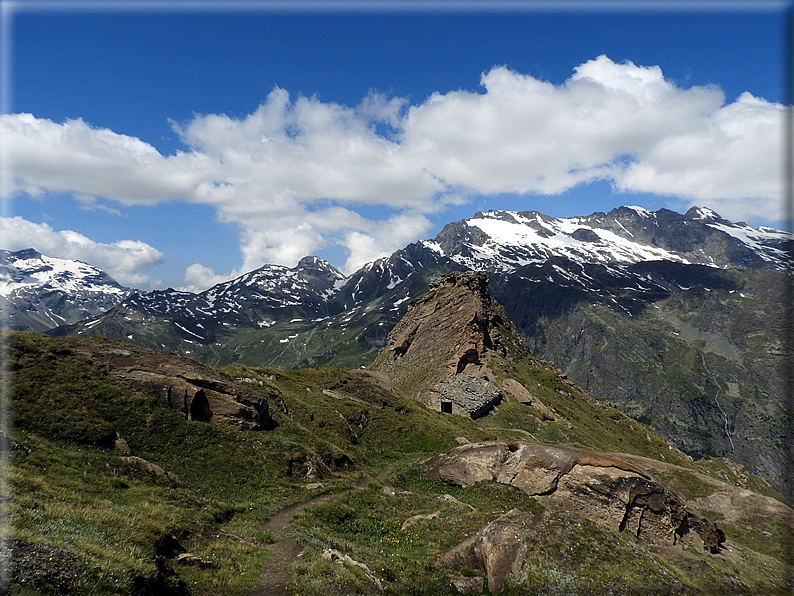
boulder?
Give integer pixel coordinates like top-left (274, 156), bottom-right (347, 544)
top-left (424, 440), bottom-right (724, 553)
top-left (119, 456), bottom-right (180, 485)
top-left (449, 574), bottom-right (485, 594)
top-left (438, 509), bottom-right (534, 594)
top-left (322, 549), bottom-right (383, 590)
top-left (401, 510), bottom-right (440, 531)
top-left (499, 378), bottom-right (555, 420)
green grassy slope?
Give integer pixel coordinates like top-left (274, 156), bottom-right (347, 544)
top-left (5, 331), bottom-right (792, 595)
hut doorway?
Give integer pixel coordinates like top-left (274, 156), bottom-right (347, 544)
top-left (189, 390), bottom-right (213, 422)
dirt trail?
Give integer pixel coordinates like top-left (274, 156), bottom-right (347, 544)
top-left (247, 474), bottom-right (372, 596)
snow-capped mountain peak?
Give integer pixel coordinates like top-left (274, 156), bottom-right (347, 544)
top-left (8, 205), bottom-right (792, 339)
top-left (685, 206), bottom-right (720, 221)
top-left (625, 205), bottom-right (655, 218)
top-left (296, 255), bottom-right (346, 279)
top-left (107, 255), bottom-right (349, 343)
top-left (455, 209), bottom-right (689, 272)
top-left (0, 248), bottom-right (128, 298)
top-left (0, 248), bottom-right (130, 331)
top-left (438, 207), bottom-right (790, 273)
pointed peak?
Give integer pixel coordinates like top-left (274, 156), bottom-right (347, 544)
top-left (685, 206), bottom-right (722, 221)
top-left (619, 205), bottom-right (655, 218)
top-left (297, 255), bottom-right (328, 268)
top-left (296, 255), bottom-right (344, 276)
top-left (370, 270), bottom-right (521, 412)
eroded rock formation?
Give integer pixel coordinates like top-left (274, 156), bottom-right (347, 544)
top-left (424, 440), bottom-right (725, 555)
top-left (371, 271), bottom-right (509, 417)
top-left (437, 509), bottom-right (538, 594)
top-left (70, 342), bottom-right (274, 430)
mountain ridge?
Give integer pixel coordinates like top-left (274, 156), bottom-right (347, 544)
top-left (0, 248), bottom-right (130, 331)
top-left (45, 204), bottom-right (791, 356)
top-left (6, 205), bottom-right (789, 339)
top-left (8, 205), bottom-right (793, 497)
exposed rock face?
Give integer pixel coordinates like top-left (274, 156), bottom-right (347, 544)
top-left (424, 440), bottom-right (724, 553)
top-left (437, 509), bottom-right (538, 594)
top-left (605, 452), bottom-right (794, 528)
top-left (68, 340), bottom-right (273, 430)
top-left (498, 378), bottom-right (555, 420)
top-left (370, 271), bottom-right (507, 417)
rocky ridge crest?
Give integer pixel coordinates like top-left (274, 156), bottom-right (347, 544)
top-left (370, 271), bottom-right (510, 417)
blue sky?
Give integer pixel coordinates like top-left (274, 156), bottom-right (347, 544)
top-left (2, 1), bottom-right (789, 290)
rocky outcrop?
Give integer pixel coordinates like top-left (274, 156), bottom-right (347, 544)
top-left (118, 456), bottom-right (181, 484)
top-left (498, 378), bottom-right (555, 420)
top-left (370, 271), bottom-right (508, 417)
top-left (437, 509), bottom-right (538, 594)
top-left (119, 368), bottom-right (271, 430)
top-left (424, 440), bottom-right (725, 554)
top-left (606, 452), bottom-right (794, 528)
top-left (68, 340), bottom-right (274, 430)
top-left (321, 549), bottom-right (383, 591)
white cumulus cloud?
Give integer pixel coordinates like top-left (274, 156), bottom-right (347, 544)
top-left (340, 213), bottom-right (433, 274)
top-left (181, 262), bottom-right (240, 294)
top-left (2, 55), bottom-right (786, 288)
top-left (2, 114), bottom-right (209, 204)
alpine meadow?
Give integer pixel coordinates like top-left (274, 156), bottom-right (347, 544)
top-left (1, 4), bottom-right (792, 595)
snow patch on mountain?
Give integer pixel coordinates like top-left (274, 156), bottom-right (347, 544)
top-left (689, 207), bottom-right (720, 220)
top-left (419, 239), bottom-right (445, 255)
top-left (460, 210), bottom-right (690, 272)
top-left (625, 205), bottom-right (654, 218)
top-left (0, 249), bottom-right (128, 298)
top-left (706, 221), bottom-right (791, 266)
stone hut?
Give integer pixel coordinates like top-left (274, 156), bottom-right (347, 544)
top-left (428, 373), bottom-right (502, 419)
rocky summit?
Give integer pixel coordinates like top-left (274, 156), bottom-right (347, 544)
top-left (370, 271), bottom-right (510, 417)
